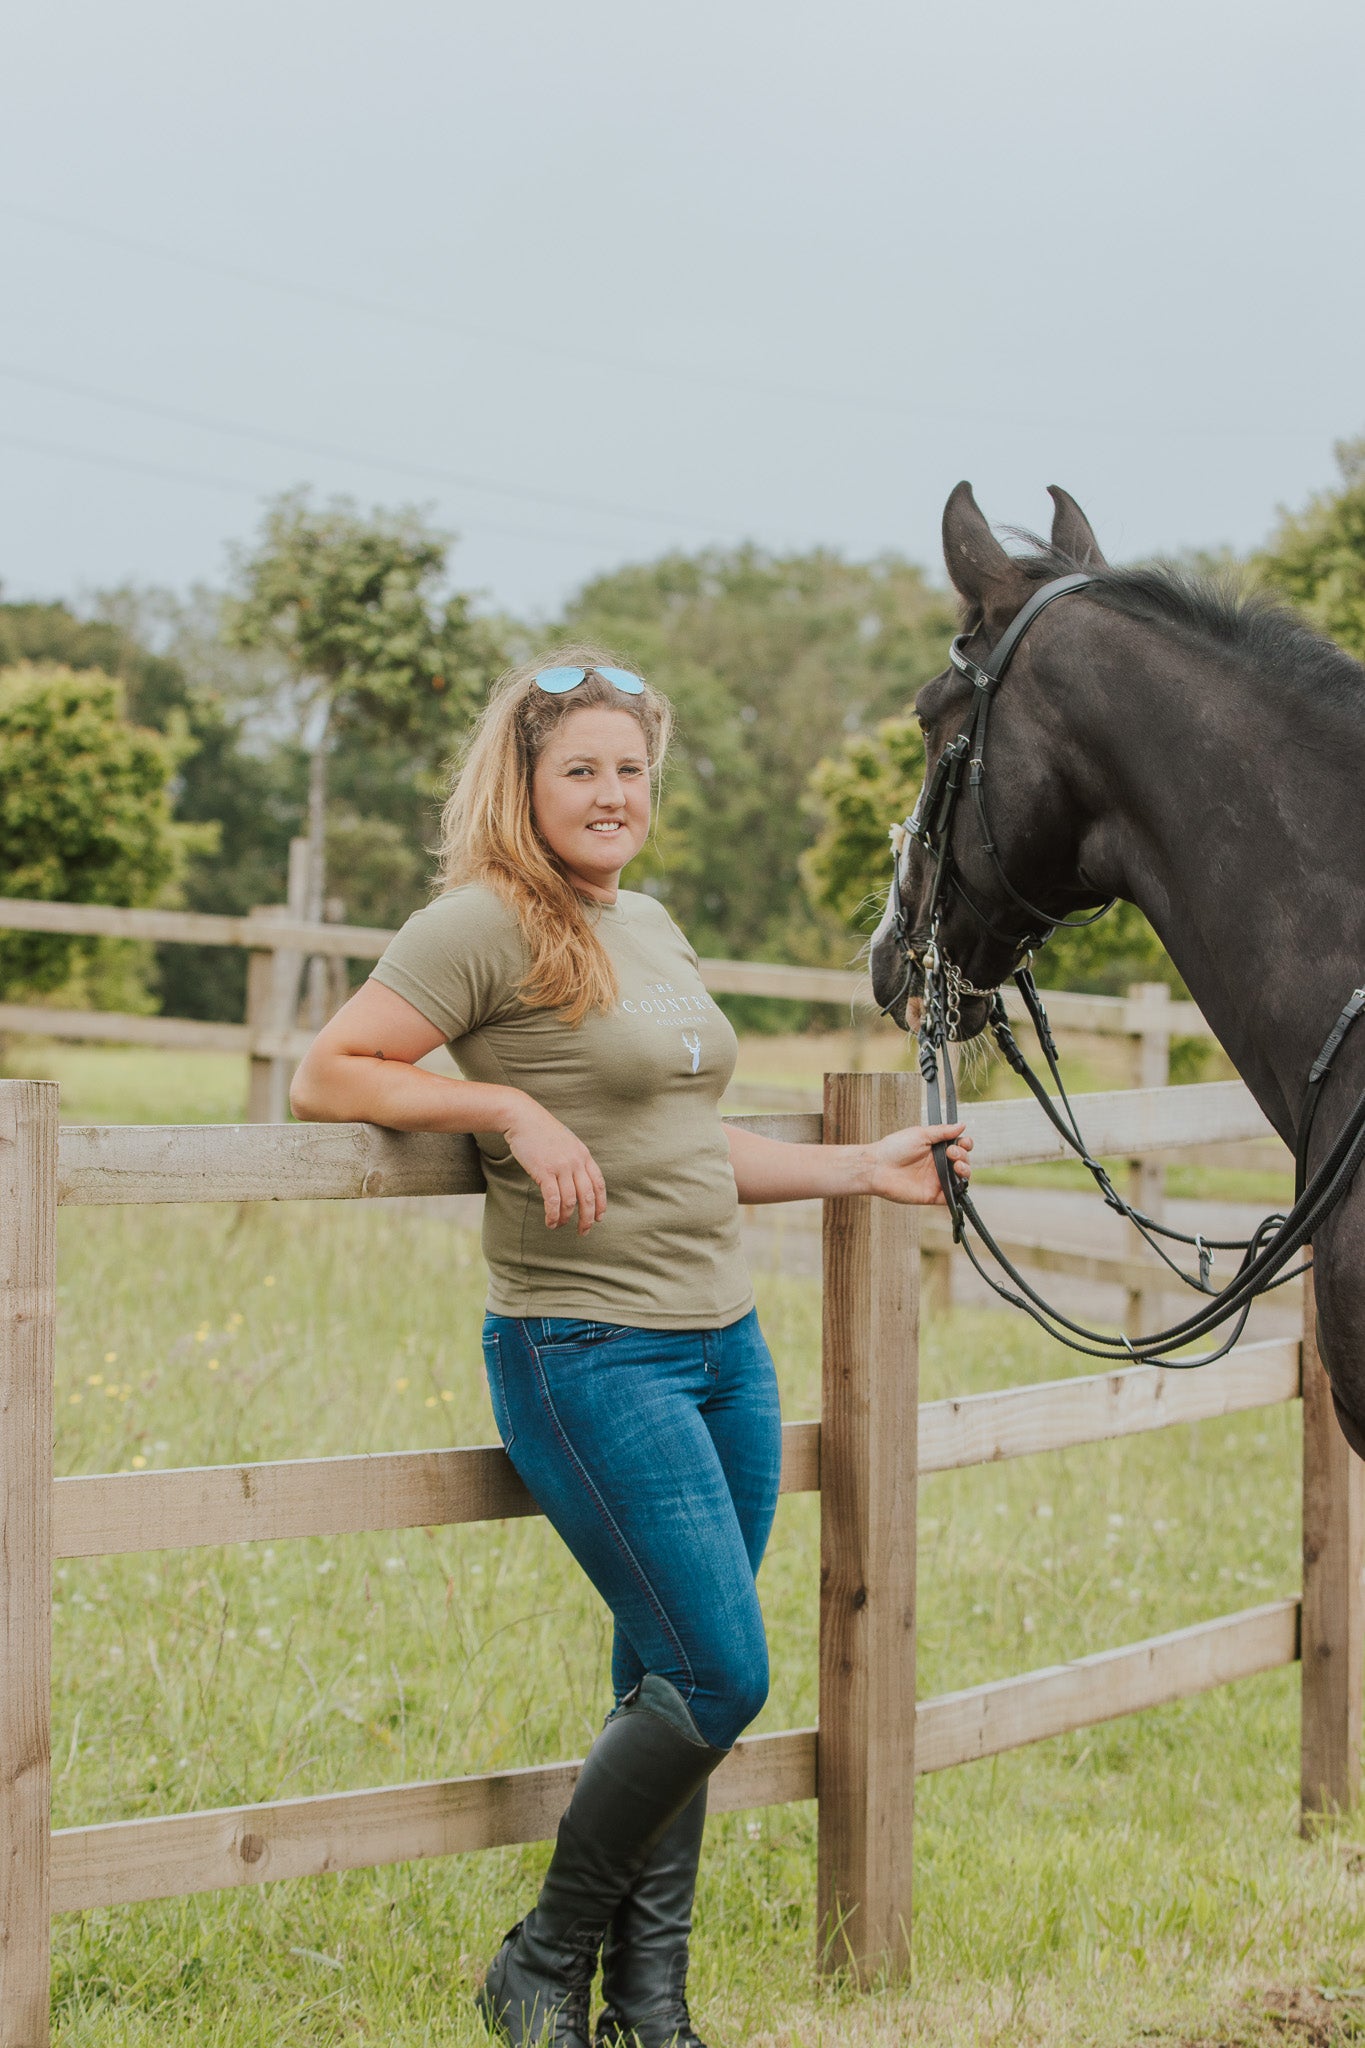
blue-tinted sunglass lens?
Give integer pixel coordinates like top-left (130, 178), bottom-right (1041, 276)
top-left (596, 666), bottom-right (646, 694)
top-left (534, 666), bottom-right (588, 693)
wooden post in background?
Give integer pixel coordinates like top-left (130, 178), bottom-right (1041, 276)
top-left (1300, 1268), bottom-right (1364, 1824)
top-left (818, 1071), bottom-right (920, 1982)
top-left (325, 897), bottom-right (350, 1019)
top-left (0, 1081), bottom-right (58, 2046)
top-left (920, 1247), bottom-right (952, 1319)
top-left (1125, 983), bottom-right (1171, 1332)
top-left (245, 839), bottom-right (309, 1124)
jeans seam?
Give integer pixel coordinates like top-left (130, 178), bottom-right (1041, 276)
top-left (483, 1332), bottom-right (515, 1451)
top-left (522, 1328), bottom-right (698, 1703)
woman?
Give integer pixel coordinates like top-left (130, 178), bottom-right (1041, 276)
top-left (290, 653), bottom-right (971, 2048)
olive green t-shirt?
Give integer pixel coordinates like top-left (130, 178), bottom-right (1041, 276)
top-left (371, 883), bottom-right (753, 1330)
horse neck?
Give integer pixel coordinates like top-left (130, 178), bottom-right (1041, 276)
top-left (1061, 617), bottom-right (1365, 1142)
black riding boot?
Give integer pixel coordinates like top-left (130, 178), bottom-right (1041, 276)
top-left (593, 1787), bottom-right (708, 2048)
top-left (478, 1677), bottom-right (725, 2047)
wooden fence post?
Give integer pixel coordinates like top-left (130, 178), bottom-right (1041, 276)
top-left (818, 1071), bottom-right (920, 1982)
top-left (1125, 983), bottom-right (1171, 1331)
top-left (325, 897), bottom-right (350, 1019)
top-left (245, 839), bottom-right (310, 1124)
top-left (0, 1080), bottom-right (58, 2046)
top-left (1300, 1268), bottom-right (1364, 1825)
top-left (245, 910), bottom-right (291, 1125)
top-left (919, 1248), bottom-right (952, 1319)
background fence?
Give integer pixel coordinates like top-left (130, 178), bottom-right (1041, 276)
top-left (0, 875), bottom-right (1237, 1315)
top-left (1, 1057), bottom-right (1358, 2043)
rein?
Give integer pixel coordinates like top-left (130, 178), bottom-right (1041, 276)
top-left (883, 575), bottom-right (1365, 1367)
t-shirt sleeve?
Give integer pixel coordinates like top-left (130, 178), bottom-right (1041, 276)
top-left (664, 906), bottom-right (702, 970)
top-left (369, 887), bottom-right (525, 1041)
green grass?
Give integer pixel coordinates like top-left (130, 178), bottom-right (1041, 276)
top-left (46, 1200), bottom-right (1365, 2047)
top-left (974, 1157), bottom-right (1295, 1208)
top-left (9, 1037), bottom-right (1363, 2043)
top-left (1, 1038), bottom-right (246, 1124)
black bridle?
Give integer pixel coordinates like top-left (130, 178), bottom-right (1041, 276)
top-left (881, 574), bottom-right (1365, 1367)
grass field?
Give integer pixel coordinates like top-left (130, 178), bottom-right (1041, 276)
top-left (7, 1039), bottom-right (1361, 2044)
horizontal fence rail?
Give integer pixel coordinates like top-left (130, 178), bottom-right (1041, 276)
top-left (53, 1081), bottom-right (1277, 1209)
top-left (54, 1425), bottom-right (822, 1559)
top-left (0, 893), bottom-right (1215, 1036)
top-left (54, 1338), bottom-right (1298, 1561)
top-left (0, 895), bottom-right (389, 961)
top-left (49, 1600), bottom-right (1300, 1916)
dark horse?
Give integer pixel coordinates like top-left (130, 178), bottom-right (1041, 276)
top-left (870, 481), bottom-right (1365, 1457)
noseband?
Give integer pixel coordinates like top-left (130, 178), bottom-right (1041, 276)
top-left (880, 574), bottom-right (1365, 1370)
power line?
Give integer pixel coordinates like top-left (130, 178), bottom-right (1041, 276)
top-left (2, 200), bottom-right (898, 416)
top-left (0, 361), bottom-right (731, 533)
top-left (0, 429), bottom-right (257, 496)
top-left (0, 202), bottom-right (1332, 443)
top-left (0, 431), bottom-right (649, 551)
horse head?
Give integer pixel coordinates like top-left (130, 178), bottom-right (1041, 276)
top-left (869, 481), bottom-right (1113, 1037)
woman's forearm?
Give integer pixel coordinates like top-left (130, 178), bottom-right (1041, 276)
top-left (726, 1115), bottom-right (972, 1207)
top-left (726, 1123), bottom-right (872, 1204)
top-left (290, 1048), bottom-right (522, 1136)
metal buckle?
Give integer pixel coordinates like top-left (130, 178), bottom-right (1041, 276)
top-left (948, 638), bottom-right (994, 691)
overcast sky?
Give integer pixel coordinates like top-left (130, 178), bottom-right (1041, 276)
top-left (4, 0), bottom-right (1363, 622)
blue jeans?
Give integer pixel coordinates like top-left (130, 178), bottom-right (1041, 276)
top-left (482, 1308), bottom-right (783, 1751)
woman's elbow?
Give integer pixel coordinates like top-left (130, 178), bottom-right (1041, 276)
top-left (288, 1053), bottom-right (337, 1122)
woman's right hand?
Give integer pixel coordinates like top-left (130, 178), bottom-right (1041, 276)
top-left (502, 1095), bottom-right (607, 1233)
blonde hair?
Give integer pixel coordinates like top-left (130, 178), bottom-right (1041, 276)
top-left (438, 646), bottom-right (673, 1026)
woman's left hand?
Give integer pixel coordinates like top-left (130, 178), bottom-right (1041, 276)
top-left (868, 1122), bottom-right (973, 1206)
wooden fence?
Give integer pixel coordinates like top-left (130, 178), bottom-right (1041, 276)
top-left (0, 887), bottom-right (1242, 1311)
top-left (1, 1065), bottom-right (1358, 2041)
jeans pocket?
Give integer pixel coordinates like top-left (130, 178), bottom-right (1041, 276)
top-left (482, 1331), bottom-right (515, 1451)
top-left (534, 1318), bottom-right (633, 1358)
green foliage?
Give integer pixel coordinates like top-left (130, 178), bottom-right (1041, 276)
top-left (222, 490), bottom-right (492, 964)
top-left (0, 593), bottom-right (307, 1021)
top-left (803, 713), bottom-right (1179, 996)
top-left (1033, 900), bottom-right (1176, 996)
top-left (802, 713), bottom-right (925, 932)
top-left (138, 585), bottom-right (462, 1015)
top-left (562, 546), bottom-right (957, 971)
top-left (0, 662), bottom-right (208, 1004)
top-left (326, 810), bottom-right (432, 983)
top-left (0, 598), bottom-right (189, 722)
top-left (225, 489), bottom-right (483, 745)
top-left (1256, 434), bottom-right (1365, 661)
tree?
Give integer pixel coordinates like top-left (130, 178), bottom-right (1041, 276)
top-left (0, 662), bottom-right (208, 1005)
top-left (562, 546), bottom-right (958, 976)
top-left (802, 715), bottom-right (925, 936)
top-left (224, 490), bottom-right (483, 1014)
top-left (0, 590), bottom-right (307, 1020)
top-left (1257, 435), bottom-right (1365, 660)
top-left (803, 713), bottom-right (1177, 996)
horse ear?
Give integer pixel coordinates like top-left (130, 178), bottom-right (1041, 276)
top-left (1047, 485), bottom-right (1108, 568)
top-left (942, 481), bottom-right (1020, 611)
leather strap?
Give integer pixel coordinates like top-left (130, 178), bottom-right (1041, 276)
top-left (950, 572), bottom-right (1096, 694)
top-left (1295, 985), bottom-right (1365, 1199)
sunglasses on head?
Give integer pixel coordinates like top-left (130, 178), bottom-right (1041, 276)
top-left (533, 665), bottom-right (646, 696)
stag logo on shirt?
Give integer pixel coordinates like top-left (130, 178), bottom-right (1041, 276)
top-left (681, 1029), bottom-right (702, 1074)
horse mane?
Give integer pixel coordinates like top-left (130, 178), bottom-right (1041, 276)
top-left (996, 536), bottom-right (1365, 711)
